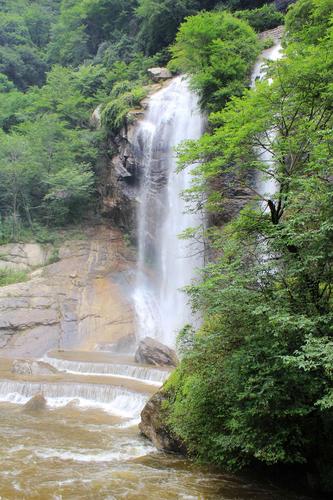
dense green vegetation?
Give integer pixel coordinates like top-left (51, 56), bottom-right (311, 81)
top-left (235, 3), bottom-right (284, 32)
top-left (161, 0), bottom-right (333, 492)
top-left (0, 0), bottom-right (281, 243)
top-left (169, 10), bottom-right (260, 110)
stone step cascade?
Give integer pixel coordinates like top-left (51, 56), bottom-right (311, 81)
top-left (0, 347), bottom-right (172, 423)
top-left (42, 355), bottom-right (170, 386)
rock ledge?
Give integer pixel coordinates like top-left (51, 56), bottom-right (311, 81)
top-left (139, 391), bottom-right (186, 453)
top-left (147, 67), bottom-right (172, 82)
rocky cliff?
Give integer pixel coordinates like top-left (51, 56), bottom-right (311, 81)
top-left (0, 226), bottom-right (135, 357)
top-left (96, 71), bottom-right (174, 242)
top-left (96, 73), bottom-right (253, 241)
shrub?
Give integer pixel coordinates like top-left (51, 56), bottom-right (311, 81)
top-left (235, 4), bottom-right (284, 32)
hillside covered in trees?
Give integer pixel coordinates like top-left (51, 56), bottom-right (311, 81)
top-left (0, 0), bottom-right (332, 496)
top-left (0, 0), bottom-right (284, 242)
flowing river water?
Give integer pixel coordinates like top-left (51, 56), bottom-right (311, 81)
top-left (0, 40), bottom-right (312, 500)
top-left (0, 352), bottom-right (310, 499)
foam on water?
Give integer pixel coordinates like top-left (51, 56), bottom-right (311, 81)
top-left (34, 445), bottom-right (154, 463)
top-left (0, 380), bottom-right (148, 418)
top-left (42, 356), bottom-right (169, 386)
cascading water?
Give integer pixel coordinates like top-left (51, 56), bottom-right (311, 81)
top-left (251, 41), bottom-right (283, 204)
top-left (251, 39), bottom-right (283, 267)
top-left (133, 76), bottom-right (205, 347)
top-left (42, 355), bottom-right (170, 385)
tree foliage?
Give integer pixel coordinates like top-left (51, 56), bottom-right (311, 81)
top-left (0, 1), bottom-right (59, 89)
top-left (169, 11), bottom-right (259, 110)
top-left (163, 0), bottom-right (333, 491)
top-left (235, 3), bottom-right (284, 32)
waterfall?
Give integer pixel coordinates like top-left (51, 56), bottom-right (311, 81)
top-left (251, 41), bottom-right (283, 204)
top-left (251, 39), bottom-right (283, 269)
top-left (133, 76), bottom-right (205, 347)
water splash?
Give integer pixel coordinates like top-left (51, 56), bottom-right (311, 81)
top-left (0, 380), bottom-right (148, 418)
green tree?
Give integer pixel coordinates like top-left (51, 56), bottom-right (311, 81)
top-left (235, 3), bottom-right (284, 32)
top-left (136, 0), bottom-right (199, 55)
top-left (0, 133), bottom-right (38, 236)
top-left (164, 0), bottom-right (333, 491)
top-left (169, 10), bottom-right (259, 110)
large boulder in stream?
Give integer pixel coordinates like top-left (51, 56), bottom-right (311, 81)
top-left (23, 393), bottom-right (47, 412)
top-left (139, 391), bottom-right (186, 453)
top-left (135, 337), bottom-right (178, 367)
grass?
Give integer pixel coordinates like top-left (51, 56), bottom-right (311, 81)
top-left (0, 268), bottom-right (29, 287)
top-left (46, 247), bottom-right (60, 265)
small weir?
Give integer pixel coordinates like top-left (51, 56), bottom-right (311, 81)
top-left (0, 380), bottom-right (148, 418)
top-left (42, 355), bottom-right (170, 386)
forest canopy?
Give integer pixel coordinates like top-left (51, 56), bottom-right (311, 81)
top-left (0, 0), bottom-right (280, 241)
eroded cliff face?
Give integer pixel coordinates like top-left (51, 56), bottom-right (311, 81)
top-left (96, 78), bottom-right (174, 241)
top-left (0, 226), bottom-right (135, 357)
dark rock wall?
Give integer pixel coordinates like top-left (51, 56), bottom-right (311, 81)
top-left (275, 0), bottom-right (296, 11)
top-left (97, 126), bottom-right (141, 240)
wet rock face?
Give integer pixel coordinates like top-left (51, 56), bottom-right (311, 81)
top-left (135, 337), bottom-right (178, 367)
top-left (23, 393), bottom-right (47, 412)
top-left (12, 359), bottom-right (57, 376)
top-left (139, 391), bottom-right (185, 453)
top-left (99, 127), bottom-right (140, 239)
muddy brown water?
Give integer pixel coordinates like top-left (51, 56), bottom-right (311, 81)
top-left (0, 353), bottom-right (312, 500)
top-left (0, 402), bottom-right (310, 500)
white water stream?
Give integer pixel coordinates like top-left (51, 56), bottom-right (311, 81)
top-left (133, 76), bottom-right (205, 347)
top-left (0, 380), bottom-right (148, 418)
top-left (42, 356), bottom-right (170, 385)
top-left (252, 41), bottom-right (283, 204)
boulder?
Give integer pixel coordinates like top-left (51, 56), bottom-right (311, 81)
top-left (12, 359), bottom-right (58, 376)
top-left (135, 337), bottom-right (178, 367)
top-left (139, 391), bottom-right (186, 453)
top-left (90, 104), bottom-right (102, 129)
top-left (147, 67), bottom-right (172, 82)
top-left (23, 393), bottom-right (47, 411)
